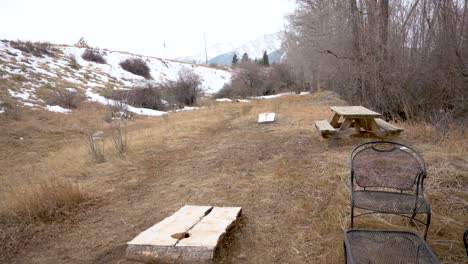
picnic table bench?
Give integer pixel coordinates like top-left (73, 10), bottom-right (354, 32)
top-left (315, 106), bottom-right (403, 138)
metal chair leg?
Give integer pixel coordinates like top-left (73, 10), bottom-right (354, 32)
top-left (343, 241), bottom-right (348, 264)
top-left (424, 212), bottom-right (431, 240)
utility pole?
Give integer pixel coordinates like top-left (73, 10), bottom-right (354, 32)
top-left (204, 32), bottom-right (208, 64)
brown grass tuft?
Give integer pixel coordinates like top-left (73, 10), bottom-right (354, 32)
top-left (1, 177), bottom-right (87, 223)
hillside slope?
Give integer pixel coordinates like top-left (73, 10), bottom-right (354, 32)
top-left (0, 40), bottom-right (232, 115)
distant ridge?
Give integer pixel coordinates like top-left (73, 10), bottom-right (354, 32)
top-left (178, 32), bottom-right (285, 65)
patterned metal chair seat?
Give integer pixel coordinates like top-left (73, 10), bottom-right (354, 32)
top-left (344, 229), bottom-right (441, 264)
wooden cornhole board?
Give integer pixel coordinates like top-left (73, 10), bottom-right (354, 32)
top-left (126, 205), bottom-right (242, 263)
top-left (258, 112), bottom-right (276, 123)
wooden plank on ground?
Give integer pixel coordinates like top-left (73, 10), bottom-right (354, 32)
top-left (126, 206), bottom-right (242, 263)
top-left (127, 205), bottom-right (213, 247)
top-left (177, 207), bottom-right (242, 248)
top-left (330, 106), bottom-right (381, 118)
top-left (258, 113), bottom-right (276, 123)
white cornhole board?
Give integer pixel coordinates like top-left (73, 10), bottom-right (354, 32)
top-left (126, 205), bottom-right (242, 263)
top-left (258, 113), bottom-right (276, 123)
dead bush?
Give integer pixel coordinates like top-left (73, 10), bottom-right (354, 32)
top-left (82, 49), bottom-right (106, 64)
top-left (215, 62), bottom-right (273, 98)
top-left (163, 68), bottom-right (203, 106)
top-left (119, 58), bottom-right (151, 79)
top-left (45, 88), bottom-right (86, 109)
top-left (84, 131), bottom-right (106, 163)
top-left (1, 96), bottom-right (23, 121)
top-left (68, 55), bottom-right (81, 70)
top-left (1, 178), bottom-right (87, 223)
top-left (9, 40), bottom-right (52, 57)
top-left (112, 85), bottom-right (166, 111)
top-left (110, 120), bottom-right (129, 156)
top-left (104, 99), bottom-right (131, 122)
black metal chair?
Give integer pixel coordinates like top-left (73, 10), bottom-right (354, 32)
top-left (350, 141), bottom-right (431, 239)
top-left (344, 229), bottom-right (441, 264)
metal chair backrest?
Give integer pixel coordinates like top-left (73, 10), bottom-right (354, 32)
top-left (351, 141), bottom-right (426, 192)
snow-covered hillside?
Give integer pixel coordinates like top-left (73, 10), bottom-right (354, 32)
top-left (180, 32), bottom-right (285, 65)
top-left (0, 40), bottom-right (232, 115)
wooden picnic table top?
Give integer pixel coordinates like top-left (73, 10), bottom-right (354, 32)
top-left (330, 106), bottom-right (381, 118)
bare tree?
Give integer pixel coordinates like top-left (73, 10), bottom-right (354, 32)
top-left (286, 0), bottom-right (468, 124)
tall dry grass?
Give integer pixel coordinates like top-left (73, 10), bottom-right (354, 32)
top-left (1, 177), bottom-right (87, 223)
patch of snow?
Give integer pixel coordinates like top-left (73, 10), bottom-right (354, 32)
top-left (252, 92), bottom-right (310, 100)
top-left (236, 99), bottom-right (251, 103)
top-left (23, 102), bottom-right (36, 107)
top-left (174, 106), bottom-right (203, 112)
top-left (66, 87), bottom-right (77, 92)
top-left (34, 67), bottom-right (58, 78)
top-left (216, 98), bottom-right (232, 102)
top-left (46, 105), bottom-right (72, 113)
top-left (8, 89), bottom-right (31, 100)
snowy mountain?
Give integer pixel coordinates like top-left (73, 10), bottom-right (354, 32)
top-left (179, 32), bottom-right (286, 65)
top-left (0, 40), bottom-right (232, 115)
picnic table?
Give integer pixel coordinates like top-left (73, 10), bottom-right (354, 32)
top-left (315, 106), bottom-right (402, 138)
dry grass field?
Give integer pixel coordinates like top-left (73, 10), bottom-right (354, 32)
top-left (0, 92), bottom-right (467, 263)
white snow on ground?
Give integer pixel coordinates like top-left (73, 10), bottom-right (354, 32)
top-left (8, 89), bottom-right (32, 100)
top-left (0, 40), bottom-right (233, 115)
top-left (46, 105), bottom-right (72, 113)
top-left (85, 89), bottom-right (167, 116)
top-left (59, 46), bottom-right (232, 94)
top-left (174, 106), bottom-right (203, 112)
top-left (216, 98), bottom-right (232, 102)
top-left (215, 92), bottom-right (309, 103)
top-left (252, 92), bottom-right (310, 99)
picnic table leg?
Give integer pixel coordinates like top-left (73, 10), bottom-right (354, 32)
top-left (339, 118), bottom-right (353, 132)
top-left (368, 119), bottom-right (380, 132)
top-left (330, 114), bottom-right (341, 128)
top-left (360, 118), bottom-right (380, 133)
top-left (354, 118), bottom-right (362, 132)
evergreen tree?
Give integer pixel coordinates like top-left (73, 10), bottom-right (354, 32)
top-left (241, 52), bottom-right (250, 63)
top-left (75, 37), bottom-right (89, 48)
top-left (262, 51), bottom-right (269, 66)
top-left (232, 54), bottom-right (238, 66)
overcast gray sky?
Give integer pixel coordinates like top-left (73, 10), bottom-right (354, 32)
top-left (0, 0), bottom-right (296, 58)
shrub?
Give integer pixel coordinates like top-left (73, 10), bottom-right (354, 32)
top-left (68, 55), bottom-right (81, 70)
top-left (164, 68), bottom-right (203, 106)
top-left (104, 99), bottom-right (131, 123)
top-left (45, 88), bottom-right (86, 109)
top-left (10, 41), bottom-right (52, 57)
top-left (214, 62), bottom-right (271, 98)
top-left (82, 49), bottom-right (106, 64)
top-left (119, 58), bottom-right (151, 79)
top-left (84, 131), bottom-right (106, 163)
top-left (0, 96), bottom-right (23, 121)
top-left (110, 120), bottom-right (129, 156)
top-left (1, 177), bottom-right (87, 222)
top-left (112, 85), bottom-right (165, 111)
